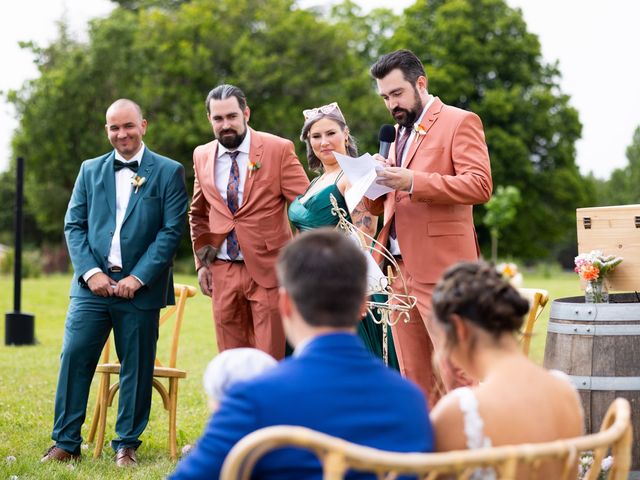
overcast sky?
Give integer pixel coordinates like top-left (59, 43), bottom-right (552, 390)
top-left (1, 0), bottom-right (638, 178)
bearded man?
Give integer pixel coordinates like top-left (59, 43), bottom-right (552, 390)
top-left (189, 84), bottom-right (309, 359)
top-left (365, 50), bottom-right (493, 406)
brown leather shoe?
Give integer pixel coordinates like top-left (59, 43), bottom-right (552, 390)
top-left (40, 445), bottom-right (81, 463)
top-left (115, 447), bottom-right (137, 467)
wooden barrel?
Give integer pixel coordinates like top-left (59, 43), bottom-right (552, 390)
top-left (544, 293), bottom-right (640, 470)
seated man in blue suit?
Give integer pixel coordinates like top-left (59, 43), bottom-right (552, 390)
top-left (170, 228), bottom-right (434, 479)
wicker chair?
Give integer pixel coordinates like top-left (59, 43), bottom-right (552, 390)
top-left (87, 283), bottom-right (197, 459)
top-left (517, 287), bottom-right (549, 357)
top-left (220, 397), bottom-right (631, 480)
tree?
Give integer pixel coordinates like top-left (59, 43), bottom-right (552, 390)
top-left (388, 0), bottom-right (593, 260)
top-left (6, 0), bottom-right (384, 245)
top-left (483, 185), bottom-right (521, 262)
top-left (599, 126), bottom-right (640, 206)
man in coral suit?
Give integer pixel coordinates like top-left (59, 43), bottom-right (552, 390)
top-left (189, 84), bottom-right (309, 359)
top-left (367, 50), bottom-right (493, 406)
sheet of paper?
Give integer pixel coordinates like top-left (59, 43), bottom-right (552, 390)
top-left (333, 152), bottom-right (393, 212)
top-left (345, 231), bottom-right (388, 291)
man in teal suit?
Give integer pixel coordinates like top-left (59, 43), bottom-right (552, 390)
top-left (41, 99), bottom-right (188, 467)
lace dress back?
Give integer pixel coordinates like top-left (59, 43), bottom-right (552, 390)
top-left (452, 387), bottom-right (497, 480)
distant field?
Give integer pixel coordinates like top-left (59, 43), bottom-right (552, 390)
top-left (0, 271), bottom-right (582, 478)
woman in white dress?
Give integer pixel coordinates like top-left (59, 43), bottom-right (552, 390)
top-left (430, 261), bottom-right (583, 479)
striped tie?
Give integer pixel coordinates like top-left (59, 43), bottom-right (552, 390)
top-left (226, 151), bottom-right (240, 259)
top-left (394, 126), bottom-right (411, 167)
top-left (390, 127), bottom-right (411, 240)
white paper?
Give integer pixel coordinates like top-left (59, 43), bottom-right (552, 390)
top-left (333, 152), bottom-right (394, 212)
top-left (346, 231), bottom-right (388, 291)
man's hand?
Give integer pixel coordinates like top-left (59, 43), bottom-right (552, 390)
top-left (87, 272), bottom-right (117, 297)
top-left (114, 275), bottom-right (142, 299)
top-left (376, 167), bottom-right (414, 191)
top-left (198, 266), bottom-right (213, 297)
top-left (196, 245), bottom-right (218, 268)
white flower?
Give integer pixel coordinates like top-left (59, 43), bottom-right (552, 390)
top-left (181, 444), bottom-right (193, 456)
top-left (131, 175), bottom-right (147, 193)
top-left (601, 455), bottom-right (613, 471)
top-left (66, 464), bottom-right (75, 470)
top-left (81, 443), bottom-right (89, 451)
top-left (496, 262), bottom-right (522, 286)
top-left (6, 455), bottom-right (16, 463)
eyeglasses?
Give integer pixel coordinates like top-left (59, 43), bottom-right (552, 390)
top-left (302, 102), bottom-right (345, 122)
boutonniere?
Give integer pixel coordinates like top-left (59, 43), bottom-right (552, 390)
top-left (131, 175), bottom-right (146, 194)
top-left (248, 160), bottom-right (261, 178)
top-left (413, 123), bottom-right (428, 138)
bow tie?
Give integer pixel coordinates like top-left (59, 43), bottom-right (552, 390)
top-left (114, 159), bottom-right (139, 173)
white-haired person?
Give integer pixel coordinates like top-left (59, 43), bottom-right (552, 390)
top-left (203, 348), bottom-right (277, 412)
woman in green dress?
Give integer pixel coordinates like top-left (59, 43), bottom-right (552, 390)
top-left (288, 102), bottom-right (399, 369)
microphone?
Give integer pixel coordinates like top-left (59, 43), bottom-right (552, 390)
top-left (378, 124), bottom-right (396, 159)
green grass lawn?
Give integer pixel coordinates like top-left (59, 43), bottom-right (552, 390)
top-left (0, 271), bottom-right (582, 479)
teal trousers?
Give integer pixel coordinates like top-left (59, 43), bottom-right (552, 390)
top-left (51, 291), bottom-right (159, 454)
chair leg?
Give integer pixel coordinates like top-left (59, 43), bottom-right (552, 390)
top-left (93, 372), bottom-right (110, 459)
top-left (87, 397), bottom-right (101, 443)
top-left (87, 373), bottom-right (108, 443)
top-left (168, 378), bottom-right (179, 459)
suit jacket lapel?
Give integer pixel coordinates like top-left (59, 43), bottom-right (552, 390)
top-left (101, 152), bottom-right (116, 217)
top-left (122, 148), bottom-right (155, 225)
top-left (404, 97), bottom-right (443, 170)
top-left (239, 128), bottom-right (263, 210)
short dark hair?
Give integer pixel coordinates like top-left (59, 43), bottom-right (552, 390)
top-left (432, 261), bottom-right (529, 347)
top-left (370, 49), bottom-right (426, 85)
top-left (277, 229), bottom-right (367, 328)
top-left (205, 84), bottom-right (247, 114)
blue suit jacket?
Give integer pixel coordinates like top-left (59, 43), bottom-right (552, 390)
top-left (170, 333), bottom-right (434, 479)
top-left (64, 148), bottom-right (188, 309)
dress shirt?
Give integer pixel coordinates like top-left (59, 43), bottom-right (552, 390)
top-left (389, 95), bottom-right (434, 256)
top-left (214, 130), bottom-right (251, 261)
top-left (83, 144), bottom-right (146, 283)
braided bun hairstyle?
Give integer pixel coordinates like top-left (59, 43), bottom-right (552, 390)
top-left (432, 261), bottom-right (529, 346)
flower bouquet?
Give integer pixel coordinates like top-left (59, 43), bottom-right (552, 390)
top-left (574, 250), bottom-right (623, 303)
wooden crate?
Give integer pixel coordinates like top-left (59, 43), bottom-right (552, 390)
top-left (576, 204), bottom-right (640, 292)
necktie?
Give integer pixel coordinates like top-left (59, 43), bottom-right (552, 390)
top-left (114, 159), bottom-right (139, 172)
top-left (390, 127), bottom-right (411, 241)
top-left (394, 127), bottom-right (411, 167)
top-left (226, 151), bottom-right (241, 260)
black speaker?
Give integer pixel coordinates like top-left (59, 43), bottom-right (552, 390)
top-left (5, 312), bottom-right (35, 345)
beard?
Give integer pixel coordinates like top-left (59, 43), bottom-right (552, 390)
top-left (392, 88), bottom-right (424, 128)
top-left (217, 123), bottom-right (247, 149)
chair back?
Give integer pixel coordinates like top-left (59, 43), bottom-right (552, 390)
top-left (517, 287), bottom-right (549, 356)
top-left (220, 398), bottom-right (632, 480)
top-left (157, 283), bottom-right (197, 369)
top-left (97, 283), bottom-right (197, 367)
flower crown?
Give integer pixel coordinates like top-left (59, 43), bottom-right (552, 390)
top-left (301, 102), bottom-right (347, 141)
top-left (302, 102), bottom-right (346, 123)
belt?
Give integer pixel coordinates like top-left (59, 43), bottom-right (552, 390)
top-left (215, 259), bottom-right (244, 264)
top-left (108, 266), bottom-right (122, 273)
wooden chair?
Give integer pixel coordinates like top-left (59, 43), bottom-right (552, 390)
top-left (87, 283), bottom-right (197, 459)
top-left (517, 287), bottom-right (549, 357)
top-left (220, 397), bottom-right (632, 480)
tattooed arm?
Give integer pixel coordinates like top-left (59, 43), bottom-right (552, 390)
top-left (351, 201), bottom-right (377, 240)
